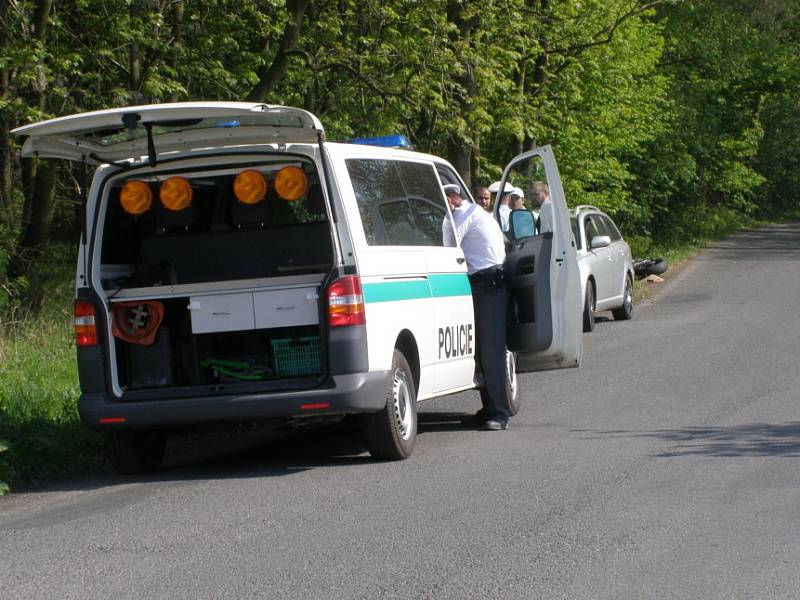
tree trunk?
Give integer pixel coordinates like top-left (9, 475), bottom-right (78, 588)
top-left (0, 111), bottom-right (13, 238)
top-left (18, 160), bottom-right (57, 251)
top-left (167, 1), bottom-right (184, 103)
top-left (246, 0), bottom-right (311, 101)
top-left (445, 1), bottom-right (481, 188)
top-left (0, 1), bottom-right (15, 236)
top-left (447, 138), bottom-right (473, 191)
top-left (13, 0), bottom-right (55, 278)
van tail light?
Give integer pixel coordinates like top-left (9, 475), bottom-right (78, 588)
top-left (327, 276), bottom-right (366, 327)
top-left (74, 299), bottom-right (99, 346)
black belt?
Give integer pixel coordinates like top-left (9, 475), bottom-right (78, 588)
top-left (468, 267), bottom-right (504, 283)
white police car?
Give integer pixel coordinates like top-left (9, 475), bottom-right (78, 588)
top-left (14, 102), bottom-right (582, 472)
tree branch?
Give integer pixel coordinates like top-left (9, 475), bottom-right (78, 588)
top-left (246, 0), bottom-right (311, 102)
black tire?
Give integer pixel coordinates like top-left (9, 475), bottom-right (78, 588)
top-left (612, 275), bottom-right (634, 321)
top-left (506, 350), bottom-right (521, 416)
top-left (646, 258), bottom-right (668, 276)
top-left (634, 258), bottom-right (668, 278)
top-left (360, 350), bottom-right (417, 460)
top-left (105, 430), bottom-right (166, 475)
top-left (582, 283), bottom-right (595, 332)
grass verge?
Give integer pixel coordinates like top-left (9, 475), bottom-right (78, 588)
top-left (0, 250), bottom-right (103, 495)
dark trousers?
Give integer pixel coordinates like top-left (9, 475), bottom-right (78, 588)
top-left (470, 272), bottom-right (510, 424)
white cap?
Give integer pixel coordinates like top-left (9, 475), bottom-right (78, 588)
top-left (488, 180), bottom-right (515, 194)
top-left (511, 186), bottom-right (524, 198)
top-left (442, 183), bottom-right (461, 196)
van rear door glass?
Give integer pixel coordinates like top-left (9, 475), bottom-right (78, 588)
top-left (99, 159), bottom-right (331, 288)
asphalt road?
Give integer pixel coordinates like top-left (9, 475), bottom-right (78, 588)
top-left (2, 223), bottom-right (800, 599)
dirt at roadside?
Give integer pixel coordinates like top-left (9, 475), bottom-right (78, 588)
top-left (635, 255), bottom-right (694, 304)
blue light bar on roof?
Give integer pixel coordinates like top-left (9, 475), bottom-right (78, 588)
top-left (349, 134), bottom-right (412, 149)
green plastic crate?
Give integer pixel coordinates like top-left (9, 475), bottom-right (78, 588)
top-left (270, 336), bottom-right (321, 377)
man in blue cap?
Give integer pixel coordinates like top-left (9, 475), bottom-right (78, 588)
top-left (442, 183), bottom-right (511, 430)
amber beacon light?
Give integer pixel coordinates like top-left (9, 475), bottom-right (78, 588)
top-left (120, 180), bottom-right (153, 215)
top-left (275, 166), bottom-right (308, 201)
top-left (160, 176), bottom-right (193, 211)
top-left (233, 170), bottom-right (268, 204)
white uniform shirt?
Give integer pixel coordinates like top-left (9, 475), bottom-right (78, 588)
top-left (538, 198), bottom-right (554, 233)
top-left (443, 202), bottom-right (506, 275)
top-left (498, 204), bottom-right (511, 232)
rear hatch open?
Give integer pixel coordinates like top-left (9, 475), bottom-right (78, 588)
top-left (14, 104), bottom-right (338, 398)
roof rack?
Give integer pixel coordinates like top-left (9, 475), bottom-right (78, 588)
top-left (573, 204), bottom-right (601, 215)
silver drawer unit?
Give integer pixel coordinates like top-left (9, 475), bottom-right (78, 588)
top-left (188, 293), bottom-right (255, 334)
top-left (254, 287), bottom-right (319, 328)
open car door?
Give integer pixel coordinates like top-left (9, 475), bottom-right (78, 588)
top-left (494, 146), bottom-right (582, 372)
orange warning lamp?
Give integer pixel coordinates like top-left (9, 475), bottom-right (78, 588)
top-left (159, 176), bottom-right (193, 211)
top-left (233, 170), bottom-right (268, 204)
top-left (274, 166), bottom-right (308, 201)
top-left (120, 180), bottom-right (153, 215)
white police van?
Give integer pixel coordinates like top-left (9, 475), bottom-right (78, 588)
top-left (14, 102), bottom-right (581, 473)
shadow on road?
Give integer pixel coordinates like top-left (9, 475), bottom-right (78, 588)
top-left (14, 410), bottom-right (479, 495)
top-left (8, 422), bottom-right (373, 495)
top-left (578, 422), bottom-right (800, 458)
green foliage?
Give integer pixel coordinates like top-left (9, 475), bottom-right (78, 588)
top-left (3, 0), bottom-right (799, 250)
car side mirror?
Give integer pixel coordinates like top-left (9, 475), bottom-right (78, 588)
top-left (510, 209), bottom-right (536, 239)
top-left (590, 235), bottom-right (611, 249)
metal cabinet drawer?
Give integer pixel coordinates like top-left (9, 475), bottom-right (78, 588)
top-left (188, 293), bottom-right (255, 334)
top-left (254, 287), bottom-right (319, 329)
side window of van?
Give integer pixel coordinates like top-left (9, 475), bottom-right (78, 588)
top-left (346, 158), bottom-right (449, 247)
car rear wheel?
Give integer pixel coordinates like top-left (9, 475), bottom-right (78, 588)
top-left (612, 275), bottom-right (634, 321)
top-left (506, 350), bottom-right (521, 416)
top-left (105, 430), bottom-right (166, 475)
top-left (583, 283), bottom-right (595, 332)
top-left (360, 349), bottom-right (417, 460)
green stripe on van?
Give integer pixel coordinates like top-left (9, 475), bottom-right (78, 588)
top-left (362, 273), bottom-right (470, 303)
top-left (429, 273), bottom-right (471, 297)
top-left (363, 279), bottom-right (431, 303)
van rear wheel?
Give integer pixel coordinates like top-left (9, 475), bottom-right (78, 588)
top-left (105, 430), bottom-right (166, 475)
top-left (360, 350), bottom-right (417, 460)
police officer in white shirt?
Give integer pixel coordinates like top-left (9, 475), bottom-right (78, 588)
top-left (442, 183), bottom-right (511, 430)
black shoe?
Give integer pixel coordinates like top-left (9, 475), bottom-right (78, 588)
top-left (482, 419), bottom-right (508, 431)
top-left (460, 409), bottom-right (488, 427)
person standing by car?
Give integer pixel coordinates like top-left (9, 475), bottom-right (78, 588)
top-left (442, 183), bottom-right (511, 431)
top-left (531, 181), bottom-right (553, 233)
top-left (510, 187), bottom-right (525, 210)
top-left (475, 186), bottom-right (492, 212)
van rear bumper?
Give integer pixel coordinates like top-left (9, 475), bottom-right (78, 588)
top-left (78, 372), bottom-right (388, 430)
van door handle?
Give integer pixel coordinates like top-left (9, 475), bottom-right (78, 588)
top-left (456, 257), bottom-right (466, 264)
